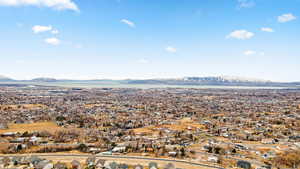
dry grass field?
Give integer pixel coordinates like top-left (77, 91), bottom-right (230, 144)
top-left (0, 121), bottom-right (61, 134)
top-left (0, 104), bottom-right (47, 111)
top-left (0, 143), bottom-right (9, 153)
top-left (84, 103), bottom-right (102, 108)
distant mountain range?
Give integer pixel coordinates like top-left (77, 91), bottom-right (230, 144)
top-left (126, 77), bottom-right (300, 87)
top-left (127, 76), bottom-right (274, 86)
top-left (0, 75), bottom-right (13, 81)
top-left (0, 75), bottom-right (299, 87)
top-left (30, 77), bottom-right (58, 82)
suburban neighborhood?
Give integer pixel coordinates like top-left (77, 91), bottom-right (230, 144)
top-left (0, 85), bottom-right (299, 168)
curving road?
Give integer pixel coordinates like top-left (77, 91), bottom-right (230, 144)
top-left (0, 154), bottom-right (225, 169)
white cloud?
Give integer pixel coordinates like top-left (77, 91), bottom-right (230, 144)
top-left (227, 30), bottom-right (254, 40)
top-left (244, 50), bottom-right (256, 56)
top-left (261, 27), bottom-right (274, 32)
top-left (0, 0), bottom-right (79, 11)
top-left (32, 25), bottom-right (52, 33)
top-left (51, 29), bottom-right (59, 34)
top-left (165, 46), bottom-right (177, 53)
top-left (120, 19), bottom-right (135, 28)
top-left (33, 25), bottom-right (60, 35)
top-left (138, 59), bottom-right (149, 64)
top-left (278, 13), bottom-right (296, 23)
top-left (45, 37), bottom-right (60, 45)
top-left (237, 0), bottom-right (255, 9)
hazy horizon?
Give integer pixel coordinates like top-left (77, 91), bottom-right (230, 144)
top-left (1, 74), bottom-right (300, 83)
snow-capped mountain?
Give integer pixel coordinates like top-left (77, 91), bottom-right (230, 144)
top-left (183, 76), bottom-right (270, 83)
top-left (128, 76), bottom-right (277, 86)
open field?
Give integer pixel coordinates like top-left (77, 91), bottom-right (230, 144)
top-left (0, 122), bottom-right (61, 134)
top-left (0, 104), bottom-right (47, 111)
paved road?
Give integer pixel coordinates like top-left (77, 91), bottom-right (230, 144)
top-left (0, 154), bottom-right (225, 169)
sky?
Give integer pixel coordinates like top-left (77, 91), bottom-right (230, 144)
top-left (0, 0), bottom-right (299, 82)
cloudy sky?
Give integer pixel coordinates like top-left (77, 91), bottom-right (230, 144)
top-left (0, 0), bottom-right (299, 81)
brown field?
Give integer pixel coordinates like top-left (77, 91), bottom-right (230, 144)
top-left (0, 104), bottom-right (47, 111)
top-left (84, 103), bottom-right (102, 108)
top-left (133, 127), bottom-right (156, 135)
top-left (0, 143), bottom-right (9, 153)
top-left (0, 121), bottom-right (61, 134)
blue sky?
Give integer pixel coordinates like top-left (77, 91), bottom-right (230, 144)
top-left (0, 0), bottom-right (299, 81)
